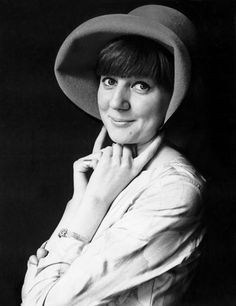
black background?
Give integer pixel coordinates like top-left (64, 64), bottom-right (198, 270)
top-left (0, 0), bottom-right (235, 305)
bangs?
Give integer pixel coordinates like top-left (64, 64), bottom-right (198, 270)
top-left (96, 35), bottom-right (174, 92)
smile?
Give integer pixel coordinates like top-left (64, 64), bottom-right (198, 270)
top-left (109, 116), bottom-right (134, 127)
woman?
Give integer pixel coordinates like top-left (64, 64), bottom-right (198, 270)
top-left (22, 5), bottom-right (205, 306)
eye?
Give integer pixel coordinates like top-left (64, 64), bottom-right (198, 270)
top-left (101, 77), bottom-right (117, 88)
top-left (132, 81), bottom-right (151, 93)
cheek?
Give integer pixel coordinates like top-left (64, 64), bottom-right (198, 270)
top-left (138, 102), bottom-right (166, 133)
top-left (97, 90), bottom-right (110, 128)
top-left (142, 94), bottom-right (170, 125)
top-left (97, 89), bottom-right (108, 113)
top-left (141, 116), bottom-right (160, 138)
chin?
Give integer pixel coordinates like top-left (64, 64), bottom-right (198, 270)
top-left (109, 136), bottom-right (134, 145)
top-left (108, 131), bottom-right (136, 145)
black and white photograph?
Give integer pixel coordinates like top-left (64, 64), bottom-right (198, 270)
top-left (0, 0), bottom-right (235, 305)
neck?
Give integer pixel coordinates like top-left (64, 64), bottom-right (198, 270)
top-left (137, 132), bottom-right (163, 155)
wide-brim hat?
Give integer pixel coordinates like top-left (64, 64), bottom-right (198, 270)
top-left (55, 5), bottom-right (197, 123)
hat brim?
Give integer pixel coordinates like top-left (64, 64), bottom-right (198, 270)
top-left (55, 13), bottom-right (191, 122)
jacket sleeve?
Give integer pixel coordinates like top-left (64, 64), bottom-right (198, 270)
top-left (21, 172), bottom-right (205, 306)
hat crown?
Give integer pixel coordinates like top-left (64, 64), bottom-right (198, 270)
top-left (129, 5), bottom-right (196, 49)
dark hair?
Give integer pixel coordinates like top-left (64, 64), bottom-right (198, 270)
top-left (96, 35), bottom-right (174, 93)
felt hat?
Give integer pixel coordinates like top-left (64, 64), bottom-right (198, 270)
top-left (54, 5), bottom-right (197, 123)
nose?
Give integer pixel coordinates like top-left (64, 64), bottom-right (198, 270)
top-left (109, 85), bottom-right (130, 111)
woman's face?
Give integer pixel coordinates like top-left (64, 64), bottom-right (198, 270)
top-left (98, 76), bottom-right (171, 149)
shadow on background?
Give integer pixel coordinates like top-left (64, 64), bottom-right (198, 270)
top-left (0, 0), bottom-right (235, 305)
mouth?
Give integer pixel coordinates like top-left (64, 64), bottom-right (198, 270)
top-left (109, 116), bottom-right (134, 127)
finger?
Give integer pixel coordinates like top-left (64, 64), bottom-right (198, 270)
top-left (101, 146), bottom-right (112, 160)
top-left (28, 255), bottom-right (38, 266)
top-left (112, 143), bottom-right (122, 165)
top-left (122, 146), bottom-right (132, 166)
top-left (92, 126), bottom-right (107, 153)
top-left (76, 152), bottom-right (103, 164)
top-left (36, 247), bottom-right (48, 260)
top-left (90, 156), bottom-right (100, 170)
top-left (134, 134), bottom-right (163, 170)
top-left (74, 152), bottom-right (102, 173)
top-left (85, 151), bottom-right (102, 162)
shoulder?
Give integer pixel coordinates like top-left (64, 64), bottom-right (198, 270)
top-left (146, 142), bottom-right (205, 187)
top-left (135, 156), bottom-right (205, 217)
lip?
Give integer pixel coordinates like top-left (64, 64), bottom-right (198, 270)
top-left (109, 116), bottom-right (134, 127)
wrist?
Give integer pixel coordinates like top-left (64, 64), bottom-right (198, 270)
top-left (68, 197), bottom-right (108, 242)
top-left (81, 191), bottom-right (110, 210)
